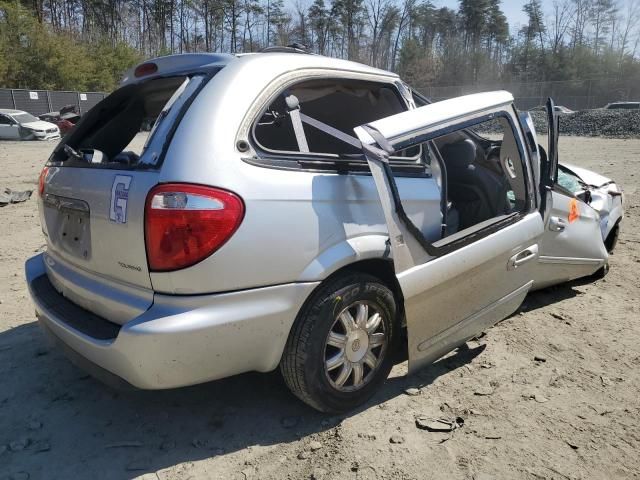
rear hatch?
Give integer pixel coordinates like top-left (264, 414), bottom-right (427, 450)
top-left (38, 60), bottom-right (226, 323)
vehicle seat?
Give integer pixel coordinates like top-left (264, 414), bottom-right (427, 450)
top-left (441, 139), bottom-right (509, 230)
top-left (445, 202), bottom-right (460, 236)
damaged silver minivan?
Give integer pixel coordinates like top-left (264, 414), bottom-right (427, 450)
top-left (25, 51), bottom-right (623, 412)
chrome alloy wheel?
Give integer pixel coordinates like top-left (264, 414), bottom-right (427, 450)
top-left (324, 301), bottom-right (388, 392)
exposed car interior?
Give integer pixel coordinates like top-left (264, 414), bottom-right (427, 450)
top-left (51, 76), bottom-right (188, 165)
top-left (432, 117), bottom-right (528, 235)
top-left (254, 78), bottom-right (408, 156)
top-left (254, 81), bottom-right (527, 241)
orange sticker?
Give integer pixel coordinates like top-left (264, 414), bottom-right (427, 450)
top-left (568, 198), bottom-right (580, 223)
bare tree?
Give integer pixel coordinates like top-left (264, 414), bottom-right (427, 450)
top-left (549, 0), bottom-right (574, 54)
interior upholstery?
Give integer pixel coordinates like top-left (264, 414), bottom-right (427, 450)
top-left (441, 139), bottom-right (510, 230)
top-left (254, 79), bottom-right (406, 155)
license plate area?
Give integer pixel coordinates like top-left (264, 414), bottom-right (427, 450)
top-left (43, 194), bottom-right (92, 261)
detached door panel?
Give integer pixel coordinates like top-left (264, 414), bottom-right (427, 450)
top-left (355, 93), bottom-right (544, 373)
top-left (534, 189), bottom-right (607, 289)
top-left (533, 99), bottom-right (608, 289)
top-left (400, 212), bottom-right (542, 371)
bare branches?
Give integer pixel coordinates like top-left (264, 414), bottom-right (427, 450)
top-left (2, 0), bottom-right (640, 91)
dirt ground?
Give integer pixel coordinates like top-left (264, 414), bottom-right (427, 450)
top-left (0, 136), bottom-right (639, 480)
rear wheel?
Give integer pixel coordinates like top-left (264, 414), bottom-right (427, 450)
top-left (280, 274), bottom-right (397, 413)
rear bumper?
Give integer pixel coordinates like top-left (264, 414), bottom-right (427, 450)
top-left (26, 253), bottom-right (319, 389)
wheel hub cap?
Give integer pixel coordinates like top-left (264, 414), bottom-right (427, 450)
top-left (323, 301), bottom-right (388, 392)
top-left (346, 329), bottom-right (369, 363)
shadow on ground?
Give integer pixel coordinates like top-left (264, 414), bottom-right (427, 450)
top-left (0, 319), bottom-right (484, 480)
top-left (0, 279), bottom-right (589, 479)
top-left (517, 274), bottom-right (599, 315)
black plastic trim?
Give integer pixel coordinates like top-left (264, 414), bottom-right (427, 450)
top-left (242, 154), bottom-right (430, 177)
top-left (39, 321), bottom-right (136, 390)
top-left (31, 274), bottom-right (121, 341)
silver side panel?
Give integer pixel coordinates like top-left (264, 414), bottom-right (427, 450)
top-left (150, 63), bottom-right (429, 294)
top-left (355, 97), bottom-right (543, 374)
top-left (533, 190), bottom-right (608, 289)
top-left (414, 281), bottom-right (532, 370)
top-left (150, 162), bottom-right (443, 294)
top-left (399, 213), bottom-right (542, 373)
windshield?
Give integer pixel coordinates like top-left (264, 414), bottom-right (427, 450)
top-left (12, 113), bottom-right (39, 124)
top-left (557, 167), bottom-right (583, 193)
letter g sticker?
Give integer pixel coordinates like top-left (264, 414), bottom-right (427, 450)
top-left (110, 175), bottom-right (132, 224)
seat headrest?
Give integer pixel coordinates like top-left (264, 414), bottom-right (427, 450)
top-left (441, 139), bottom-right (476, 169)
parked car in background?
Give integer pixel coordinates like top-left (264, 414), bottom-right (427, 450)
top-left (604, 101), bottom-right (640, 110)
top-left (39, 106), bottom-right (81, 135)
top-left (0, 109), bottom-right (60, 140)
top-left (531, 105), bottom-right (574, 114)
top-left (25, 52), bottom-right (622, 413)
top-left (554, 105), bottom-right (574, 114)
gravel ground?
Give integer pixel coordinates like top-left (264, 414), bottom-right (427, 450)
top-left (0, 136), bottom-right (639, 480)
top-left (528, 109), bottom-right (640, 138)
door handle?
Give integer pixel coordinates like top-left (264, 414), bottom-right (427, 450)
top-left (508, 245), bottom-right (539, 270)
top-left (549, 216), bottom-right (566, 232)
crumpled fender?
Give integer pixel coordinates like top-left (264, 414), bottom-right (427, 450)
top-left (297, 234), bottom-right (391, 281)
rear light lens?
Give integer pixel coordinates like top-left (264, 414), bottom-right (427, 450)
top-left (145, 184), bottom-right (244, 272)
top-left (38, 166), bottom-right (49, 196)
top-left (134, 62), bottom-right (158, 77)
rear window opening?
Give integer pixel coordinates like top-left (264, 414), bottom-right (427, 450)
top-left (49, 75), bottom-right (207, 169)
top-left (253, 79), bottom-right (407, 156)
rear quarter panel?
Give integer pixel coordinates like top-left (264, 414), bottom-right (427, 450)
top-left (152, 159), bottom-right (442, 294)
top-left (152, 62), bottom-right (441, 294)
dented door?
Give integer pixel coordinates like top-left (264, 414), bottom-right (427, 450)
top-left (533, 99), bottom-right (607, 288)
top-left (354, 92), bottom-right (545, 373)
top-left (534, 189), bottom-right (607, 289)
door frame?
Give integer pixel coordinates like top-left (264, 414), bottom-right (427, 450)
top-left (354, 92), bottom-right (544, 372)
top-left (354, 99), bottom-right (537, 271)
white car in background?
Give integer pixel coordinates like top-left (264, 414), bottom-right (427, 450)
top-left (0, 109), bottom-right (60, 141)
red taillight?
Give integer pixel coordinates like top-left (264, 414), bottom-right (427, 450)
top-left (145, 184), bottom-right (244, 272)
top-left (134, 62), bottom-right (158, 78)
top-left (38, 166), bottom-right (49, 196)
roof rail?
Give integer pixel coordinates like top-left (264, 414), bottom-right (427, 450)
top-left (260, 43), bottom-right (312, 54)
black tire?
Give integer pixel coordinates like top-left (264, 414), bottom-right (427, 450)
top-left (605, 223), bottom-right (620, 253)
top-left (280, 273), bottom-right (397, 413)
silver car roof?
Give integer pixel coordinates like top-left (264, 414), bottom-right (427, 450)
top-left (120, 52), bottom-right (398, 86)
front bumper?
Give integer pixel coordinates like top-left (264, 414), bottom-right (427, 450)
top-left (30, 130), bottom-right (60, 141)
top-left (26, 254), bottom-right (319, 389)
